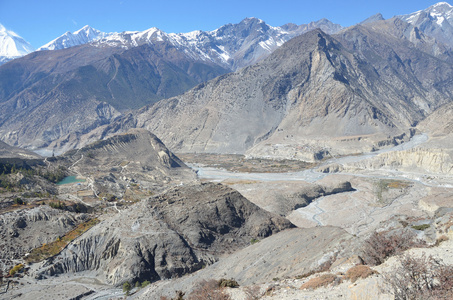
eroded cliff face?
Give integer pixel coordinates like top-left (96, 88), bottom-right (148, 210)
top-left (350, 148), bottom-right (453, 174)
top-left (36, 183), bottom-right (293, 284)
top-left (0, 206), bottom-right (89, 270)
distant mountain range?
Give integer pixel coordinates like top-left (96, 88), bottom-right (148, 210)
top-left (38, 25), bottom-right (112, 51)
top-left (0, 18), bottom-right (343, 68)
top-left (2, 2), bottom-right (453, 66)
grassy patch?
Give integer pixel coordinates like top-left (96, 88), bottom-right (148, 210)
top-left (412, 224), bottom-right (430, 231)
top-left (250, 238), bottom-right (260, 245)
top-left (375, 179), bottom-right (411, 205)
top-left (25, 218), bottom-right (100, 263)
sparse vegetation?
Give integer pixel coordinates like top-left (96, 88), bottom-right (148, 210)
top-left (243, 285), bottom-right (263, 300)
top-left (160, 291), bottom-right (185, 300)
top-left (299, 273), bottom-right (341, 290)
top-left (48, 200), bottom-right (67, 210)
top-left (375, 179), bottom-right (411, 204)
top-left (362, 230), bottom-right (425, 266)
top-left (13, 197), bottom-right (26, 205)
top-left (250, 238), bottom-right (260, 245)
top-left (382, 253), bottom-right (453, 300)
top-left (218, 278), bottom-right (239, 288)
top-left (186, 279), bottom-right (232, 299)
top-left (123, 281), bottom-right (132, 295)
top-left (25, 218), bottom-right (100, 263)
top-left (412, 224), bottom-right (430, 231)
top-left (8, 264), bottom-right (24, 276)
top-left (345, 265), bottom-right (376, 282)
top-left (176, 153), bottom-right (316, 173)
top-left (434, 235), bottom-right (449, 247)
top-left (41, 166), bottom-right (67, 183)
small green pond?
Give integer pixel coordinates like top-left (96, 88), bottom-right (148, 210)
top-left (57, 176), bottom-right (86, 185)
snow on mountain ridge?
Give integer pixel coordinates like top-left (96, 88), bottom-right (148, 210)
top-left (398, 2), bottom-right (453, 24)
top-left (0, 23), bottom-right (34, 65)
top-left (397, 1), bottom-right (453, 48)
top-left (38, 25), bottom-right (114, 51)
top-left (90, 17), bottom-right (342, 70)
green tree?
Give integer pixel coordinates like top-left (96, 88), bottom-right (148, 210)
top-left (123, 281), bottom-right (132, 295)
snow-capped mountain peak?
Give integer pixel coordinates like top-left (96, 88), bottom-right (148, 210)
top-left (397, 1), bottom-right (453, 47)
top-left (38, 25), bottom-right (114, 51)
top-left (0, 23), bottom-right (34, 64)
top-left (90, 17), bottom-right (343, 70)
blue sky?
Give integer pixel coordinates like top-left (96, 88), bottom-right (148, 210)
top-left (0, 0), bottom-right (448, 48)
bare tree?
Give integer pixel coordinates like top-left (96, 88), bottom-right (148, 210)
top-left (382, 253), bottom-right (453, 300)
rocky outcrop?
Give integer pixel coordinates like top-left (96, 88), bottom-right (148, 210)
top-left (0, 206), bottom-right (89, 269)
top-left (136, 226), bottom-right (358, 299)
top-left (36, 183), bottom-right (294, 284)
top-left (263, 181), bottom-right (354, 216)
top-left (352, 148), bottom-right (453, 174)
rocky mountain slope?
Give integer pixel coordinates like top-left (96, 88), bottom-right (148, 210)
top-left (0, 206), bottom-right (89, 270)
top-left (0, 41), bottom-right (228, 150)
top-left (33, 182), bottom-right (293, 285)
top-left (0, 140), bottom-right (41, 159)
top-left (88, 18), bottom-right (453, 161)
top-left (0, 17), bottom-right (342, 151)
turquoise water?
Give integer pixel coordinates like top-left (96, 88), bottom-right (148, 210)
top-left (57, 176), bottom-right (85, 185)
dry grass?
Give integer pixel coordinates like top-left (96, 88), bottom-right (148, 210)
top-left (434, 235), bottom-right (449, 247)
top-left (345, 265), bottom-right (376, 283)
top-left (187, 279), bottom-right (232, 300)
top-left (385, 181), bottom-right (411, 189)
top-left (222, 179), bottom-right (259, 185)
top-left (25, 218), bottom-right (100, 263)
top-left (299, 274), bottom-right (341, 290)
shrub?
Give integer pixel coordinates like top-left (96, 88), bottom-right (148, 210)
top-left (123, 281), bottom-right (132, 295)
top-left (250, 238), bottom-right (260, 245)
top-left (362, 230), bottom-right (425, 266)
top-left (49, 201), bottom-right (67, 210)
top-left (300, 274), bottom-right (341, 290)
top-left (412, 224), bottom-right (430, 231)
top-left (382, 253), bottom-right (453, 300)
top-left (434, 235), bottom-right (449, 247)
top-left (187, 279), bottom-right (231, 300)
top-left (13, 197), bottom-right (25, 205)
top-left (141, 280), bottom-right (151, 288)
top-left (218, 278), bottom-right (239, 288)
top-left (159, 291), bottom-right (185, 300)
top-left (345, 265), bottom-right (376, 282)
top-left (9, 264), bottom-right (24, 276)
